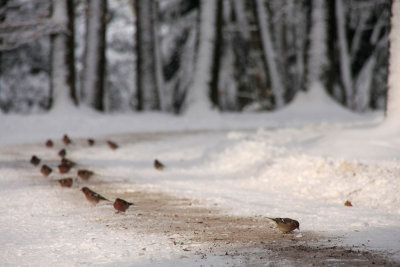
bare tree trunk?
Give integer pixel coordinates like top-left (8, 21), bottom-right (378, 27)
top-left (135, 0), bottom-right (161, 111)
top-left (49, 0), bottom-right (77, 111)
top-left (210, 0), bottom-right (223, 108)
top-left (306, 0), bottom-right (329, 90)
top-left (386, 0), bottom-right (400, 127)
top-left (335, 0), bottom-right (353, 108)
top-left (185, 0), bottom-right (217, 114)
top-left (255, 0), bottom-right (285, 108)
top-left (81, 0), bottom-right (107, 111)
top-left (0, 0), bottom-right (8, 100)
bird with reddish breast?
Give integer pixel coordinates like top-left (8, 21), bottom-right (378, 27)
top-left (57, 178), bottom-right (73, 188)
top-left (58, 148), bottom-right (66, 158)
top-left (81, 187), bottom-right (110, 203)
top-left (40, 165), bottom-right (52, 177)
top-left (61, 158), bottom-right (76, 168)
top-left (113, 198), bottom-right (134, 213)
top-left (107, 140), bottom-right (119, 150)
top-left (30, 155), bottom-right (41, 166)
top-left (63, 134), bottom-right (71, 145)
top-left (45, 139), bottom-right (54, 148)
top-left (267, 217), bottom-right (300, 233)
top-left (58, 163), bottom-right (71, 174)
top-left (77, 169), bottom-right (94, 180)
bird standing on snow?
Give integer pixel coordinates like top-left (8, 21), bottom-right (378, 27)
top-left (154, 159), bottom-right (165, 170)
top-left (81, 187), bottom-right (110, 203)
top-left (30, 155), bottom-right (41, 166)
top-left (61, 158), bottom-right (76, 168)
top-left (40, 165), bottom-right (52, 177)
top-left (58, 148), bottom-right (66, 158)
top-left (63, 134), bottom-right (72, 145)
top-left (58, 163), bottom-right (71, 174)
top-left (113, 198), bottom-right (134, 212)
top-left (107, 140), bottom-right (119, 150)
top-left (57, 178), bottom-right (73, 188)
top-left (45, 139), bottom-right (53, 148)
top-left (88, 138), bottom-right (95, 146)
top-left (77, 169), bottom-right (94, 180)
top-left (267, 217), bottom-right (300, 233)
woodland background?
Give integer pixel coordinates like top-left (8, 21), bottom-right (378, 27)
top-left (0, 0), bottom-right (391, 114)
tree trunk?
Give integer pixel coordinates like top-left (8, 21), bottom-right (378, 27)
top-left (0, 0), bottom-right (8, 100)
top-left (386, 0), bottom-right (400, 127)
top-left (210, 0), bottom-right (223, 108)
top-left (255, 0), bottom-right (285, 108)
top-left (335, 0), bottom-right (353, 108)
top-left (49, 0), bottom-right (77, 111)
top-left (135, 0), bottom-right (161, 111)
top-left (306, 0), bottom-right (329, 90)
top-left (185, 0), bottom-right (217, 114)
top-left (81, 0), bottom-right (107, 111)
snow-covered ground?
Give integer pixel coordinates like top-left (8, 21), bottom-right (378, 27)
top-left (1, 93), bottom-right (400, 265)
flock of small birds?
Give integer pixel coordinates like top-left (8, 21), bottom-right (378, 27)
top-left (29, 134), bottom-right (301, 233)
top-left (30, 134), bottom-right (166, 213)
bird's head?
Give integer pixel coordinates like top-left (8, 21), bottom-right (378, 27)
top-left (293, 220), bottom-right (300, 230)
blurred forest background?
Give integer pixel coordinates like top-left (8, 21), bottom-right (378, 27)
top-left (0, 0), bottom-right (392, 114)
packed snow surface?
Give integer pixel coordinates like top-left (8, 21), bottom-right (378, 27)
top-left (1, 95), bottom-right (399, 265)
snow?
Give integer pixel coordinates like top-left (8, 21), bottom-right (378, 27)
top-left (1, 88), bottom-right (400, 265)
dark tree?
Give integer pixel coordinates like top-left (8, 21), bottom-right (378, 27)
top-left (81, 0), bottom-right (107, 111)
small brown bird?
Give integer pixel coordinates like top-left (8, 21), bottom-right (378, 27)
top-left (40, 165), bottom-right (52, 177)
top-left (58, 148), bottom-right (66, 158)
top-left (45, 139), bottom-right (54, 148)
top-left (81, 187), bottom-right (110, 203)
top-left (57, 177), bottom-right (73, 188)
top-left (107, 140), bottom-right (118, 150)
top-left (88, 138), bottom-right (95, 146)
top-left (63, 134), bottom-right (71, 145)
top-left (58, 163), bottom-right (71, 174)
top-left (344, 200), bottom-right (353, 207)
top-left (30, 155), bottom-right (41, 166)
top-left (61, 158), bottom-right (76, 168)
top-left (77, 169), bottom-right (94, 180)
top-left (113, 198), bottom-right (134, 212)
top-left (267, 217), bottom-right (300, 233)
top-left (154, 159), bottom-right (165, 170)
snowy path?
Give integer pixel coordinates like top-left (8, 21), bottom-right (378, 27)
top-left (1, 127), bottom-right (399, 266)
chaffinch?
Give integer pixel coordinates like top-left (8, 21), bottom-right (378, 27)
top-left (88, 138), bottom-right (95, 146)
top-left (58, 163), bottom-right (71, 174)
top-left (154, 159), bottom-right (165, 170)
top-left (107, 140), bottom-right (118, 150)
top-left (58, 177), bottom-right (73, 188)
top-left (77, 169), bottom-right (94, 180)
top-left (267, 217), bottom-right (300, 233)
top-left (30, 155), bottom-right (41, 166)
top-left (113, 198), bottom-right (134, 212)
top-left (58, 148), bottom-right (66, 158)
top-left (45, 139), bottom-right (54, 148)
top-left (40, 165), bottom-right (52, 177)
top-left (63, 134), bottom-right (71, 145)
top-left (81, 187), bottom-right (110, 203)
